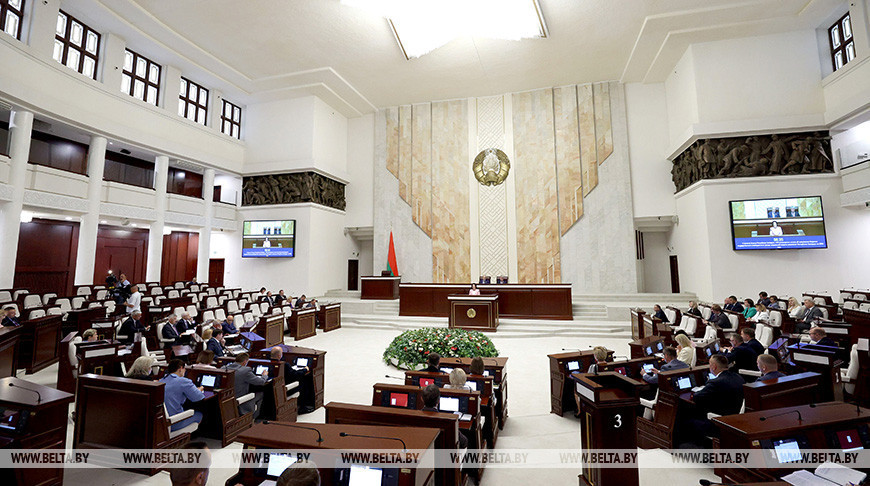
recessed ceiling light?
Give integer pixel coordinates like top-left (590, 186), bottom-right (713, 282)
top-left (65, 216), bottom-right (72, 221)
top-left (342, 0), bottom-right (547, 59)
top-left (100, 220), bottom-right (108, 224)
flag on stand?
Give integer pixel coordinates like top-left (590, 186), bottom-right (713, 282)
top-left (387, 231), bottom-right (399, 277)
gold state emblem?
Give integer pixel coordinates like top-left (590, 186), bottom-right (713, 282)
top-left (466, 309), bottom-right (477, 318)
top-left (473, 148), bottom-right (510, 186)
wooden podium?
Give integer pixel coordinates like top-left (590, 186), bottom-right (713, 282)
top-left (572, 372), bottom-right (642, 486)
top-left (448, 294), bottom-right (498, 332)
top-left (361, 276), bottom-right (401, 299)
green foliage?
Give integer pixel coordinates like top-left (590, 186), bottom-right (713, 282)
top-left (383, 328), bottom-right (499, 370)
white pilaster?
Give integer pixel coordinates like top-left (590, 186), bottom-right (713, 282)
top-left (26, 0), bottom-right (60, 59)
top-left (0, 110), bottom-right (33, 287)
top-left (102, 33), bottom-right (127, 93)
top-left (146, 155), bottom-right (169, 283)
top-left (197, 168), bottom-right (215, 283)
top-left (74, 135), bottom-right (107, 285)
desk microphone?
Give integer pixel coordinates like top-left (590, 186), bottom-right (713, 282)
top-left (384, 374), bottom-right (404, 381)
top-left (612, 355), bottom-right (630, 361)
top-left (9, 383), bottom-right (41, 403)
top-left (699, 480), bottom-right (739, 486)
top-left (759, 409), bottom-right (802, 422)
top-left (561, 348), bottom-right (581, 351)
top-left (262, 421), bottom-right (323, 442)
top-left (339, 432), bottom-right (407, 451)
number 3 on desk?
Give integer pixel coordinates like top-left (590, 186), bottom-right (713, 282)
top-left (612, 414), bottom-right (622, 428)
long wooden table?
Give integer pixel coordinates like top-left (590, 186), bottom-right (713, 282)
top-left (400, 283), bottom-right (572, 320)
top-left (361, 276), bottom-right (401, 299)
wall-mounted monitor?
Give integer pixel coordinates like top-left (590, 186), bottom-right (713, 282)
top-left (729, 196), bottom-right (827, 250)
top-left (242, 220), bottom-right (296, 258)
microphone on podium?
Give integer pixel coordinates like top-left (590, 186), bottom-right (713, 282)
top-left (262, 421), bottom-right (323, 442)
top-left (339, 432), bottom-right (407, 451)
top-left (384, 374), bottom-right (404, 381)
top-left (759, 409), bottom-right (802, 422)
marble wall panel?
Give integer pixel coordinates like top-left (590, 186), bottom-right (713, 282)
top-left (476, 96), bottom-right (510, 278)
top-left (512, 89), bottom-right (561, 284)
top-left (411, 104), bottom-right (432, 236)
top-left (385, 107), bottom-right (399, 178)
top-left (554, 86), bottom-right (583, 235)
top-left (397, 105), bottom-right (413, 203)
top-left (594, 82), bottom-right (614, 165)
top-left (578, 84), bottom-right (599, 196)
top-left (431, 100), bottom-right (470, 283)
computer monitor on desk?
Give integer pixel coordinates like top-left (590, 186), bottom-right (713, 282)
top-left (196, 374), bottom-right (221, 389)
top-left (294, 357), bottom-right (309, 368)
top-left (381, 391), bottom-right (416, 409)
top-left (566, 360), bottom-right (580, 372)
top-left (334, 464), bottom-right (398, 486)
top-left (254, 365), bottom-right (269, 376)
top-left (672, 375), bottom-right (695, 391)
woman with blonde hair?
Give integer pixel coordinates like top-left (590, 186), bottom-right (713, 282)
top-left (125, 355), bottom-right (156, 380)
top-left (446, 368), bottom-right (472, 391)
top-left (201, 328), bottom-right (212, 342)
top-left (587, 346), bottom-right (609, 374)
top-left (675, 333), bottom-right (694, 366)
top-left (787, 297), bottom-right (805, 319)
top-left (192, 350), bottom-right (216, 369)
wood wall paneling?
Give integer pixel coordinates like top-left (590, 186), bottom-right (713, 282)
top-left (14, 218), bottom-right (79, 295)
top-left (28, 130), bottom-right (88, 175)
top-left (94, 226), bottom-right (149, 285)
top-left (103, 151), bottom-right (155, 189)
top-left (161, 232), bottom-right (199, 285)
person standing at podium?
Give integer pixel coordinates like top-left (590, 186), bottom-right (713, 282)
top-left (1, 306), bottom-right (21, 327)
top-left (468, 284), bottom-right (481, 296)
top-left (161, 359), bottom-right (205, 432)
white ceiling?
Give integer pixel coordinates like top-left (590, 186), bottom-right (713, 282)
top-left (70, 0), bottom-right (844, 115)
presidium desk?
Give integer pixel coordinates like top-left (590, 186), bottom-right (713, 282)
top-left (400, 283), bottom-right (572, 320)
top-left (448, 294), bottom-right (499, 332)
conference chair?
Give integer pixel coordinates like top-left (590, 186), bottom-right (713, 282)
top-left (67, 334), bottom-right (83, 378)
top-left (243, 312), bottom-right (254, 324)
top-left (164, 404), bottom-right (199, 439)
top-left (842, 344), bottom-right (861, 396)
top-left (94, 289), bottom-right (107, 300)
top-left (840, 291), bottom-right (853, 302)
top-left (758, 325), bottom-right (774, 348)
top-left (701, 306), bottom-right (712, 320)
top-left (0, 290), bottom-right (11, 302)
top-left (43, 292), bottom-right (57, 302)
top-left (28, 309), bottom-right (46, 320)
top-left (201, 310), bottom-right (215, 323)
top-left (249, 304), bottom-right (262, 319)
top-left (259, 302), bottom-right (270, 314)
top-left (72, 297), bottom-right (86, 309)
top-left (206, 297), bottom-right (218, 308)
top-left (707, 399), bottom-right (745, 420)
top-left (56, 298), bottom-right (72, 312)
top-left (174, 282), bottom-right (185, 289)
top-left (47, 307), bottom-right (63, 316)
top-left (860, 303), bottom-right (870, 313)
top-left (214, 308), bottom-right (227, 322)
top-left (844, 301), bottom-right (859, 310)
top-left (206, 288), bottom-right (216, 296)
top-left (151, 287), bottom-right (163, 296)
top-left (190, 284), bottom-right (200, 292)
top-left (218, 296), bottom-right (228, 306)
top-left (185, 305), bottom-right (199, 321)
top-left (173, 307), bottom-right (185, 317)
top-left (227, 300), bottom-right (240, 314)
top-left (13, 289), bottom-right (29, 300)
top-left (156, 321), bottom-right (176, 348)
top-left (113, 316), bottom-right (129, 342)
top-left (855, 293), bottom-right (867, 302)
top-left (23, 294), bottom-right (42, 309)
top-left (76, 286), bottom-right (91, 296)
top-left (167, 290), bottom-right (180, 299)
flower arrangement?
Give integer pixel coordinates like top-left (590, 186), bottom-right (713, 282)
top-left (383, 328), bottom-right (499, 370)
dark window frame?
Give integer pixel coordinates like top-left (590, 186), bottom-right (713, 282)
top-left (829, 12), bottom-right (855, 72)
top-left (220, 99), bottom-right (242, 139)
top-left (54, 10), bottom-right (101, 80)
top-left (178, 77), bottom-right (209, 126)
top-left (122, 49), bottom-right (162, 106)
top-left (0, 0), bottom-right (25, 40)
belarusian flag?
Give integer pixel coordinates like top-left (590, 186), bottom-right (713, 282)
top-left (387, 231), bottom-right (399, 277)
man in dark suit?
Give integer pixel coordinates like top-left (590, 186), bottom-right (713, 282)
top-left (704, 304), bottom-right (732, 329)
top-left (261, 291), bottom-right (275, 307)
top-left (206, 329), bottom-right (225, 358)
top-left (809, 326), bottom-right (837, 347)
top-left (758, 291), bottom-right (771, 307)
top-left (421, 384), bottom-right (468, 449)
top-left (684, 355), bottom-right (745, 446)
top-left (222, 314), bottom-right (239, 335)
top-left (1, 306), bottom-right (21, 327)
top-left (269, 347), bottom-right (316, 414)
top-left (797, 299), bottom-right (824, 333)
top-left (723, 296), bottom-right (744, 313)
top-left (724, 332), bottom-right (758, 373)
top-left (162, 315), bottom-right (182, 348)
top-left (740, 327), bottom-right (765, 355)
top-left (757, 354), bottom-right (786, 381)
top-left (176, 312), bottom-right (195, 335)
top-left (274, 290), bottom-right (286, 306)
top-left (224, 353), bottom-right (267, 417)
top-left (642, 346), bottom-right (688, 385)
top-left (119, 311), bottom-right (148, 345)
top-left (424, 352), bottom-right (442, 373)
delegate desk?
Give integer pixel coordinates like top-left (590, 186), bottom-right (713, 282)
top-left (287, 308), bottom-right (317, 340)
top-left (179, 366), bottom-right (254, 446)
top-left (743, 372), bottom-right (821, 412)
top-left (548, 349), bottom-right (614, 416)
top-left (17, 314), bottom-right (63, 374)
top-left (400, 283), bottom-right (572, 320)
top-left (215, 357), bottom-right (298, 423)
top-left (713, 402), bottom-right (870, 484)
top-left (227, 422), bottom-right (437, 486)
top-left (439, 356), bottom-right (509, 430)
top-left (254, 344), bottom-right (326, 409)
top-left (65, 306), bottom-right (107, 336)
top-left (316, 303), bottom-right (341, 331)
top-left (57, 336), bottom-right (142, 393)
top-left (0, 325), bottom-right (22, 378)
top-left (325, 402), bottom-right (462, 486)
top-left (785, 343), bottom-right (842, 402)
top-left (0, 377), bottom-right (74, 486)
top-left (630, 308), bottom-right (647, 340)
top-left (636, 365), bottom-right (712, 450)
top-left (361, 276), bottom-right (401, 300)
top-left (447, 294), bottom-right (498, 332)
top-left (257, 313), bottom-right (285, 347)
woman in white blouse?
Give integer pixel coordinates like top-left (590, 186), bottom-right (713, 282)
top-left (675, 333), bottom-right (694, 366)
top-left (748, 303), bottom-right (769, 322)
top-left (787, 297), bottom-right (806, 319)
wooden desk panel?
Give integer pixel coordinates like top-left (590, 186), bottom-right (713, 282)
top-left (288, 309), bottom-right (316, 340)
top-left (0, 326), bottom-right (22, 378)
top-left (18, 315), bottom-right (62, 374)
top-left (400, 283), bottom-right (572, 320)
top-left (317, 303), bottom-right (341, 332)
top-left (448, 295), bottom-right (498, 332)
top-left (361, 276), bottom-right (401, 300)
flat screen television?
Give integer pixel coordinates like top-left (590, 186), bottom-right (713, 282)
top-left (729, 196), bottom-right (827, 250)
top-left (242, 220), bottom-right (295, 258)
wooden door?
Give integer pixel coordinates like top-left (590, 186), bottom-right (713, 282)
top-left (208, 258), bottom-right (225, 287)
top-left (347, 259), bottom-right (359, 291)
top-left (669, 255), bottom-right (680, 294)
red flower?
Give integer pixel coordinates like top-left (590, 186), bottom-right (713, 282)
top-left (451, 347), bottom-right (457, 351)
top-left (424, 351), bottom-right (430, 354)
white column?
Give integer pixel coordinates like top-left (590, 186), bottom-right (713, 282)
top-left (74, 135), bottom-right (107, 285)
top-left (197, 168), bottom-right (215, 283)
top-left (146, 155), bottom-right (169, 283)
top-left (0, 110), bottom-right (33, 287)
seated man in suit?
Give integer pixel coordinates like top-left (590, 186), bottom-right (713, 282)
top-left (176, 312), bottom-right (196, 335)
top-left (82, 328), bottom-right (98, 342)
top-left (684, 355), bottom-right (745, 445)
top-left (206, 328), bottom-right (226, 358)
top-left (119, 310), bottom-right (149, 345)
top-left (1, 306), bottom-right (21, 327)
top-left (796, 298), bottom-right (823, 333)
top-left (642, 346), bottom-right (688, 385)
top-left (757, 354), bottom-right (786, 381)
top-left (723, 296), bottom-right (744, 313)
top-left (222, 314), bottom-right (239, 335)
top-left (274, 290), bottom-right (287, 306)
top-left (294, 295), bottom-right (316, 309)
top-left (261, 291), bottom-right (276, 307)
top-left (224, 352), bottom-right (268, 418)
top-left (723, 332), bottom-right (758, 374)
top-left (269, 347), bottom-right (316, 414)
top-left (704, 304), bottom-right (732, 329)
top-left (162, 314), bottom-right (183, 348)
top-left (758, 291), bottom-right (771, 308)
top-left (740, 327), bottom-right (765, 355)
top-left (424, 352), bottom-right (442, 373)
top-left (160, 359), bottom-right (205, 432)
top-left (421, 384), bottom-right (468, 449)
top-left (808, 326), bottom-right (837, 347)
